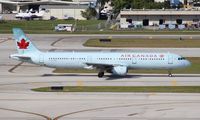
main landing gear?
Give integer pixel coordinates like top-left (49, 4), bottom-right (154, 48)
top-left (98, 72), bottom-right (104, 78)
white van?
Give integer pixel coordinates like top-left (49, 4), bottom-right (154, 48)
top-left (55, 24), bottom-right (73, 32)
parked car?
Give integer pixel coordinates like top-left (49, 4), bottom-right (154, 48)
top-left (63, 15), bottom-right (74, 20)
top-left (55, 24), bottom-right (73, 32)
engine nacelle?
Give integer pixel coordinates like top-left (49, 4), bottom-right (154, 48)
top-left (112, 66), bottom-right (127, 76)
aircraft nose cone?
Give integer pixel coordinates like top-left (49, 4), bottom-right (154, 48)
top-left (185, 60), bottom-right (191, 67)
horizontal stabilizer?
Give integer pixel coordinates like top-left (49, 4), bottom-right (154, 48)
top-left (10, 54), bottom-right (31, 60)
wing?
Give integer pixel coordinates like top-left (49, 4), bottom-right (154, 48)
top-left (85, 62), bottom-right (122, 70)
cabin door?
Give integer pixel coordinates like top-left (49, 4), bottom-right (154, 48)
top-left (87, 56), bottom-right (92, 63)
top-left (168, 55), bottom-right (173, 64)
top-left (39, 54), bottom-right (44, 64)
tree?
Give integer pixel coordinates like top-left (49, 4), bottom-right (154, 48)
top-left (112, 0), bottom-right (127, 13)
top-left (112, 0), bottom-right (172, 14)
top-left (97, 0), bottom-right (110, 6)
top-left (81, 8), bottom-right (97, 20)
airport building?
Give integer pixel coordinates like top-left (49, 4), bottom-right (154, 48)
top-left (40, 4), bottom-right (89, 20)
top-left (0, 0), bottom-right (97, 20)
top-left (120, 9), bottom-right (200, 29)
top-left (155, 0), bottom-right (200, 9)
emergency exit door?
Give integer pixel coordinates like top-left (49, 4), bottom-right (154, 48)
top-left (132, 57), bottom-right (137, 64)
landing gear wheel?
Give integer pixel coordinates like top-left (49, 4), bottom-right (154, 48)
top-left (98, 72), bottom-right (104, 78)
top-left (168, 74), bottom-right (173, 77)
top-left (168, 71), bottom-right (173, 77)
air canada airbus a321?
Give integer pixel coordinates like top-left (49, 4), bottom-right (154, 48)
top-left (10, 28), bottom-right (191, 78)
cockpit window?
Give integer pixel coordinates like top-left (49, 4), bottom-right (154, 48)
top-left (178, 57), bottom-right (186, 60)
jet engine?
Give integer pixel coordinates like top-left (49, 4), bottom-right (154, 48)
top-left (111, 66), bottom-right (127, 76)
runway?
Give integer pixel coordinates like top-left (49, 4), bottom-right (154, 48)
top-left (1, 34), bottom-right (200, 57)
top-left (0, 34), bottom-right (200, 120)
top-left (1, 92), bottom-right (200, 120)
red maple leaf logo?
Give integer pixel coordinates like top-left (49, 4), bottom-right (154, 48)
top-left (17, 39), bottom-right (29, 49)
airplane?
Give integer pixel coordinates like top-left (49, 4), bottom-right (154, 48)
top-left (15, 9), bottom-right (45, 20)
top-left (10, 28), bottom-right (191, 78)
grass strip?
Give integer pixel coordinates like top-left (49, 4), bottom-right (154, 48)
top-left (83, 38), bottom-right (200, 48)
top-left (53, 57), bottom-right (200, 74)
top-left (2, 20), bottom-right (200, 34)
top-left (0, 20), bottom-right (104, 34)
top-left (32, 86), bottom-right (200, 93)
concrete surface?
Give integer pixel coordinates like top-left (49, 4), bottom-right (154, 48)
top-left (1, 34), bottom-right (200, 57)
top-left (0, 34), bottom-right (200, 120)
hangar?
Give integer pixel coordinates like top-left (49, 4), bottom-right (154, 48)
top-left (120, 9), bottom-right (200, 29)
top-left (0, 0), bottom-right (96, 20)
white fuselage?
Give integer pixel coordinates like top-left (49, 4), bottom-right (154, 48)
top-left (24, 52), bottom-right (190, 70)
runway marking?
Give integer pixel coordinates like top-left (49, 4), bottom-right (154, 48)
top-left (77, 80), bottom-right (84, 86)
top-left (8, 62), bottom-right (24, 73)
top-left (156, 108), bottom-right (174, 111)
top-left (0, 107), bottom-right (51, 120)
top-left (1, 78), bottom-right (200, 88)
top-left (171, 80), bottom-right (177, 86)
top-left (0, 39), bottom-right (9, 44)
top-left (53, 101), bottom-right (200, 120)
top-left (51, 37), bottom-right (65, 47)
top-left (0, 64), bottom-right (40, 67)
top-left (128, 113), bottom-right (139, 116)
top-left (149, 93), bottom-right (157, 96)
top-left (48, 49), bottom-right (57, 52)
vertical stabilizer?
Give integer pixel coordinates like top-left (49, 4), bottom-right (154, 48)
top-left (12, 28), bottom-right (40, 54)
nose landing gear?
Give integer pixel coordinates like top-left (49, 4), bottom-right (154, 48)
top-left (168, 71), bottom-right (173, 77)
